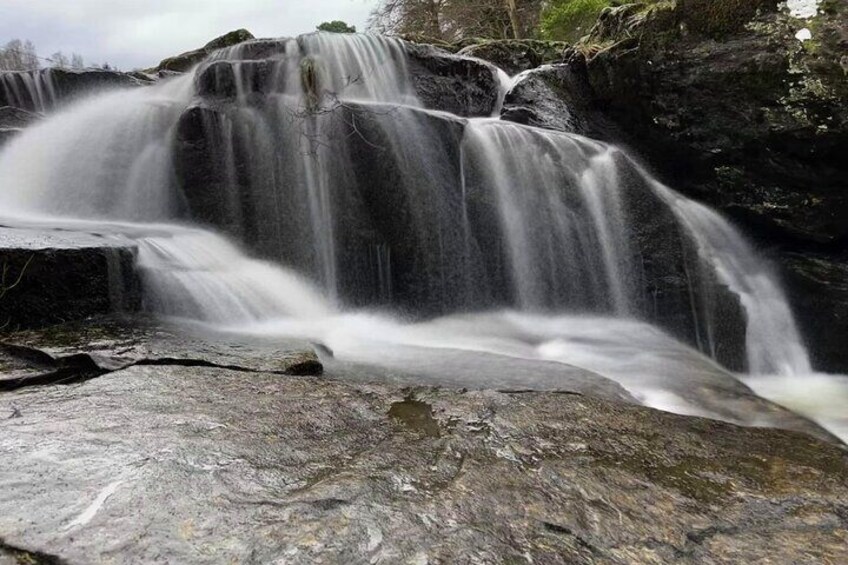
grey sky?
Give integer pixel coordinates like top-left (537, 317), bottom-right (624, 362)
top-left (0, 0), bottom-right (379, 70)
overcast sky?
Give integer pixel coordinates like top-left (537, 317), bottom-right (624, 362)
top-left (0, 0), bottom-right (379, 70)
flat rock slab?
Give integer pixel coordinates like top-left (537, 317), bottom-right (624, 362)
top-left (0, 365), bottom-right (846, 564)
top-left (0, 318), bottom-right (321, 390)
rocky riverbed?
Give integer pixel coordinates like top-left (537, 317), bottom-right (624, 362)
top-left (0, 319), bottom-right (846, 564)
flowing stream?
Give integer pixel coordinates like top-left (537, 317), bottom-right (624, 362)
top-left (0, 33), bottom-right (844, 440)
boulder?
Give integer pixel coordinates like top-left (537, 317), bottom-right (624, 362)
top-left (172, 99), bottom-right (481, 314)
top-left (154, 28), bottom-right (255, 73)
top-left (0, 227), bottom-right (140, 330)
top-left (0, 358), bottom-right (845, 563)
top-left (405, 43), bottom-right (501, 117)
top-left (500, 61), bottom-right (623, 139)
top-left (458, 39), bottom-right (570, 75)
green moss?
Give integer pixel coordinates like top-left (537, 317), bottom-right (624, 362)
top-left (541, 0), bottom-right (615, 42)
top-left (204, 29), bottom-right (254, 51)
top-left (300, 58), bottom-right (320, 110)
top-left (590, 429), bottom-right (848, 504)
top-left (575, 1), bottom-right (677, 55)
top-left (591, 448), bottom-right (733, 503)
top-left (680, 0), bottom-right (775, 38)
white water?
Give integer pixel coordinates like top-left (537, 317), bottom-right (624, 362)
top-left (0, 33), bottom-right (844, 442)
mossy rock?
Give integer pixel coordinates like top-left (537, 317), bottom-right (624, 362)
top-left (457, 39), bottom-right (570, 74)
top-left (154, 28), bottom-right (256, 73)
top-left (204, 28), bottom-right (254, 51)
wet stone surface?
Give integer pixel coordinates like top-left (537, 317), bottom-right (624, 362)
top-left (0, 320), bottom-right (846, 564)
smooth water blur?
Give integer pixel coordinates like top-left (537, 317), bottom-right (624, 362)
top-left (0, 74), bottom-right (194, 220)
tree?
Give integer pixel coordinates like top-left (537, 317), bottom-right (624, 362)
top-left (0, 39), bottom-right (40, 71)
top-left (317, 20), bottom-right (357, 33)
top-left (50, 51), bottom-right (69, 68)
top-left (540, 0), bottom-right (633, 42)
top-left (368, 0), bottom-right (540, 41)
top-left (70, 53), bottom-right (85, 69)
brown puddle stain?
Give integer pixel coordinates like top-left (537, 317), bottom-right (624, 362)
top-left (388, 398), bottom-right (441, 438)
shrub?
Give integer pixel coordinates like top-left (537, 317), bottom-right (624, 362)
top-left (540, 0), bottom-right (613, 42)
top-left (317, 21), bottom-right (357, 33)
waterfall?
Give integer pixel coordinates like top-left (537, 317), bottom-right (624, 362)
top-left (641, 172), bottom-right (813, 376)
top-left (0, 32), bottom-right (814, 383)
top-left (0, 69), bottom-right (57, 112)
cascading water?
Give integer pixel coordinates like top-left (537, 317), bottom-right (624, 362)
top-left (0, 32), bottom-right (844, 440)
top-left (0, 69), bottom-right (57, 113)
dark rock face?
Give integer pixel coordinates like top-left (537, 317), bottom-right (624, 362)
top-left (194, 60), bottom-right (274, 99)
top-left (0, 351), bottom-right (845, 563)
top-left (154, 28), bottom-right (255, 73)
top-left (500, 61), bottom-right (623, 140)
top-left (0, 106), bottom-right (39, 129)
top-left (457, 39), bottom-right (570, 75)
top-left (0, 106), bottom-right (39, 147)
top-left (172, 102), bottom-right (241, 232)
top-left (612, 157), bottom-right (749, 372)
top-left (780, 250), bottom-right (848, 373)
top-left (579, 1), bottom-right (848, 245)
top-left (0, 228), bottom-right (140, 330)
top-left (172, 99), bottom-right (482, 315)
top-left (405, 44), bottom-right (500, 117)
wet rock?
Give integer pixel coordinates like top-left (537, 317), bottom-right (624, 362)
top-left (779, 250), bottom-right (848, 373)
top-left (405, 43), bottom-right (500, 117)
top-left (205, 28), bottom-right (256, 52)
top-left (0, 364), bottom-right (845, 563)
top-left (337, 102), bottom-right (476, 312)
top-left (172, 102), bottom-right (242, 232)
top-left (0, 106), bottom-right (39, 129)
top-left (172, 99), bottom-right (485, 315)
top-left (578, 0), bottom-right (848, 245)
top-left (0, 227), bottom-right (140, 330)
top-left (500, 61), bottom-right (621, 139)
top-left (0, 317), bottom-right (321, 390)
top-left (154, 28), bottom-right (255, 73)
top-left (194, 60), bottom-right (274, 99)
top-left (610, 156), bottom-right (749, 372)
top-left (458, 39), bottom-right (570, 75)
top-left (0, 106), bottom-right (40, 147)
top-left (3, 315), bottom-right (832, 441)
